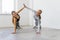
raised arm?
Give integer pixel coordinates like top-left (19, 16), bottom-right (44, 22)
top-left (16, 7), bottom-right (25, 14)
top-left (24, 4), bottom-right (36, 12)
top-left (27, 7), bottom-right (36, 12)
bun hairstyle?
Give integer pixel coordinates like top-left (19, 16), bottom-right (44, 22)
top-left (39, 10), bottom-right (42, 13)
top-left (11, 11), bottom-right (15, 15)
top-left (38, 10), bottom-right (42, 19)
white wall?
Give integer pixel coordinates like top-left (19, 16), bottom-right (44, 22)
top-left (29, 0), bottom-right (34, 26)
top-left (0, 0), bottom-right (2, 14)
top-left (0, 15), bottom-right (13, 27)
top-left (32, 0), bottom-right (60, 29)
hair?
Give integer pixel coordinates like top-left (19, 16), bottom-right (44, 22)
top-left (38, 10), bottom-right (42, 13)
top-left (11, 11), bottom-right (15, 15)
top-left (38, 10), bottom-right (42, 19)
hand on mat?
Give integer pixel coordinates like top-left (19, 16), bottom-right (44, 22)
top-left (12, 32), bottom-right (16, 34)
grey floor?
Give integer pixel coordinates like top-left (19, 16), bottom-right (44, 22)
top-left (0, 26), bottom-right (60, 40)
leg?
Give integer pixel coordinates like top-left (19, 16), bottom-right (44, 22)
top-left (35, 19), bottom-right (38, 26)
top-left (17, 22), bottom-right (20, 27)
top-left (36, 19), bottom-right (41, 34)
top-left (39, 20), bottom-right (41, 30)
top-left (17, 21), bottom-right (21, 29)
top-left (39, 25), bottom-right (41, 32)
top-left (33, 19), bottom-right (38, 29)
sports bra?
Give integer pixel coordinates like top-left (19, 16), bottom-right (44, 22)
top-left (14, 14), bottom-right (20, 22)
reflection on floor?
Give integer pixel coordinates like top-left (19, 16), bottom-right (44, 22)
top-left (0, 26), bottom-right (60, 40)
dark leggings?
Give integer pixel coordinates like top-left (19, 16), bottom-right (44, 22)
top-left (16, 21), bottom-right (20, 29)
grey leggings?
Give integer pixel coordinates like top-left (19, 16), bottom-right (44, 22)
top-left (35, 18), bottom-right (41, 28)
top-left (35, 18), bottom-right (41, 29)
top-left (35, 18), bottom-right (41, 32)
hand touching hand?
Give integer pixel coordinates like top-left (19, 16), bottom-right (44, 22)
top-left (23, 4), bottom-right (27, 8)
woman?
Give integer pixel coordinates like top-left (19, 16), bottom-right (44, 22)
top-left (12, 5), bottom-right (25, 34)
top-left (24, 4), bottom-right (42, 34)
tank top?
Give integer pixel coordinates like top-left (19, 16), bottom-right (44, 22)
top-left (14, 14), bottom-right (20, 22)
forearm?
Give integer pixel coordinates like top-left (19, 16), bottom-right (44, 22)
top-left (17, 7), bottom-right (25, 14)
top-left (26, 7), bottom-right (36, 12)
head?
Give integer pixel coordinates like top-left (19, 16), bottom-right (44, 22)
top-left (36, 10), bottom-right (42, 16)
top-left (37, 10), bottom-right (42, 14)
top-left (11, 11), bottom-right (17, 17)
top-left (12, 11), bottom-right (16, 15)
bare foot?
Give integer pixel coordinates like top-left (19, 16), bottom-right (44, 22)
top-left (12, 32), bottom-right (16, 34)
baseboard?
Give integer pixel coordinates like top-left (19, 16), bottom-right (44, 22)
top-left (0, 25), bottom-right (60, 29)
top-left (0, 25), bottom-right (33, 29)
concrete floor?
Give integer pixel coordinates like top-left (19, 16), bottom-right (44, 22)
top-left (0, 26), bottom-right (60, 40)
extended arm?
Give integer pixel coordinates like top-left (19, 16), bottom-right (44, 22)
top-left (16, 7), bottom-right (25, 14)
top-left (23, 4), bottom-right (36, 12)
top-left (26, 7), bottom-right (36, 12)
